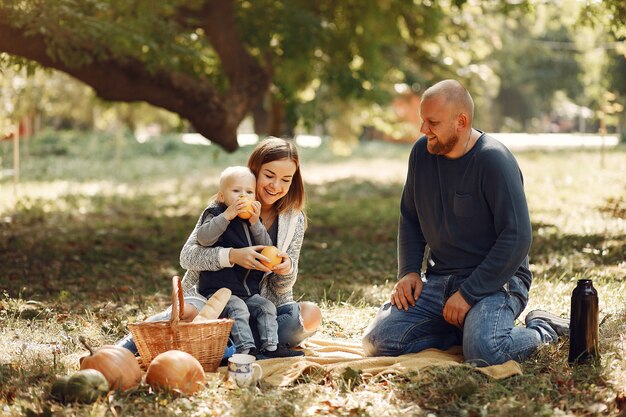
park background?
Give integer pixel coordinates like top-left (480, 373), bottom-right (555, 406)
top-left (1, 1), bottom-right (625, 416)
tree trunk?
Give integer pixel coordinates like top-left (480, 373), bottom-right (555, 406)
top-left (269, 98), bottom-right (286, 138)
top-left (252, 98), bottom-right (270, 137)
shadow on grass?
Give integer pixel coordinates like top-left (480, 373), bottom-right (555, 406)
top-left (530, 222), bottom-right (625, 279)
top-left (1, 178), bottom-right (623, 312)
top-left (395, 343), bottom-right (618, 416)
top-left (0, 193), bottom-right (194, 307)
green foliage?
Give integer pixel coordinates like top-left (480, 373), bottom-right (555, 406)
top-left (2, 0), bottom-right (625, 139)
top-left (579, 0), bottom-right (626, 37)
top-left (2, 0), bottom-right (214, 77)
top-left (606, 48), bottom-right (626, 126)
top-left (235, 0), bottom-right (451, 129)
top-left (478, 4), bottom-right (584, 129)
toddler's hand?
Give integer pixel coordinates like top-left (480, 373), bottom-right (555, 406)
top-left (223, 203), bottom-right (239, 221)
top-left (248, 201), bottom-right (262, 224)
top-left (225, 198), bottom-right (253, 220)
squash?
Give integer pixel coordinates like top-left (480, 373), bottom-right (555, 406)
top-left (192, 288), bottom-right (231, 322)
top-left (79, 336), bottom-right (142, 390)
top-left (64, 369), bottom-right (109, 403)
top-left (49, 375), bottom-right (70, 403)
top-left (145, 350), bottom-right (205, 394)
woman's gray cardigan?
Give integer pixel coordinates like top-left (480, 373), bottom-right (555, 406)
top-left (180, 207), bottom-right (305, 307)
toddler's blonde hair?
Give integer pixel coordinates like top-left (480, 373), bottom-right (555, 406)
top-left (219, 166), bottom-right (256, 190)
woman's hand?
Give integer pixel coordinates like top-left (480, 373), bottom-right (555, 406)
top-left (229, 246), bottom-right (272, 272)
top-left (271, 251), bottom-right (292, 275)
top-left (180, 303), bottom-right (199, 322)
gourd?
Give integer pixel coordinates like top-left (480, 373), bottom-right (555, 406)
top-left (49, 375), bottom-right (70, 402)
top-left (66, 369), bottom-right (109, 403)
top-left (50, 370), bottom-right (109, 404)
top-left (192, 288), bottom-right (231, 322)
top-left (79, 336), bottom-right (142, 390)
top-left (145, 350), bottom-right (205, 394)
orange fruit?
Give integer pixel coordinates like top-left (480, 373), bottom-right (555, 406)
top-left (238, 196), bottom-right (253, 219)
top-left (260, 246), bottom-right (281, 269)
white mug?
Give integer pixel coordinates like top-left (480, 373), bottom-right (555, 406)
top-left (228, 353), bottom-right (263, 387)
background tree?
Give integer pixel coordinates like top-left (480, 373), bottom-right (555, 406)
top-left (488, 4), bottom-right (583, 131)
top-left (581, 0), bottom-right (626, 136)
top-left (0, 0), bottom-right (455, 150)
top-left (0, 0), bottom-right (271, 151)
top-left (1, 0), bottom-right (624, 148)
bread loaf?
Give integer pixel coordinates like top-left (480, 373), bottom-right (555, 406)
top-left (192, 288), bottom-right (232, 322)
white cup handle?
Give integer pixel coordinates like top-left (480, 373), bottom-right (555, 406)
top-left (252, 363), bottom-right (263, 382)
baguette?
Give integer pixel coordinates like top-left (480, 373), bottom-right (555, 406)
top-left (192, 288), bottom-right (232, 322)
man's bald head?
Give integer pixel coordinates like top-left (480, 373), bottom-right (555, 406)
top-left (422, 79), bottom-right (474, 121)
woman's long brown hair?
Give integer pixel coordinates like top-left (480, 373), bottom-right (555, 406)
top-left (247, 137), bottom-right (305, 215)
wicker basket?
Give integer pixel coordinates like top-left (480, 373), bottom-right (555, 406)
top-left (129, 276), bottom-right (234, 372)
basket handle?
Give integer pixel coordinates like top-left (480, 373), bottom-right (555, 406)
top-left (170, 276), bottom-right (184, 330)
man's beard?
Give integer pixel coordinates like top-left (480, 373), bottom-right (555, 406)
top-left (427, 133), bottom-right (458, 155)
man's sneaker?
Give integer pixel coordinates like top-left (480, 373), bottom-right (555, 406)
top-left (525, 309), bottom-right (570, 337)
top-left (256, 346), bottom-right (304, 360)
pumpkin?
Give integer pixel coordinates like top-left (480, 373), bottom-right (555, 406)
top-left (64, 369), bottom-right (109, 403)
top-left (145, 350), bottom-right (205, 394)
top-left (79, 336), bottom-right (142, 390)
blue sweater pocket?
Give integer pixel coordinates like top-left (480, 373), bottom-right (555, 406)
top-left (453, 192), bottom-right (476, 218)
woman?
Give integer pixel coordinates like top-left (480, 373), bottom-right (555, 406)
top-left (118, 137), bottom-right (322, 352)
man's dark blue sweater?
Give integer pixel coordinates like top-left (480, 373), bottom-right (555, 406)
top-left (398, 131), bottom-right (533, 305)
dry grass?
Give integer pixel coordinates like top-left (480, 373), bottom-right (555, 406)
top-left (0, 133), bottom-right (625, 416)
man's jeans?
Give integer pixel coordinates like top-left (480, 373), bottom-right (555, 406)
top-left (362, 274), bottom-right (558, 366)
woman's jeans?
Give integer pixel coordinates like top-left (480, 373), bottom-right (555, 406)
top-left (362, 274), bottom-right (558, 366)
top-left (117, 297), bottom-right (315, 354)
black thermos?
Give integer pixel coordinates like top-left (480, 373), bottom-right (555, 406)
top-left (568, 279), bottom-right (599, 364)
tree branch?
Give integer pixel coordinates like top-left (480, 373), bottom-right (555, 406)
top-left (0, 1), bottom-right (272, 152)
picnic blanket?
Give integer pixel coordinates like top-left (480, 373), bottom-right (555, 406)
top-left (219, 338), bottom-right (522, 387)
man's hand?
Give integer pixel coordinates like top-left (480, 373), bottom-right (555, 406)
top-left (443, 291), bottom-right (471, 328)
top-left (390, 273), bottom-right (423, 311)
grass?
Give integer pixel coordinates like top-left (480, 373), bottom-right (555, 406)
top-left (0, 131), bottom-right (625, 416)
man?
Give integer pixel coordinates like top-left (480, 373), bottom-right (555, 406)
top-left (362, 79), bottom-right (568, 366)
